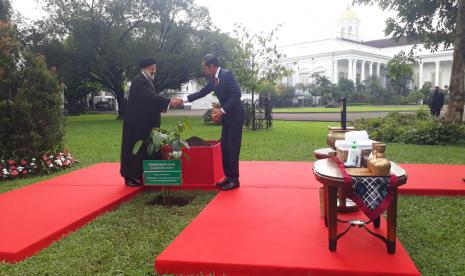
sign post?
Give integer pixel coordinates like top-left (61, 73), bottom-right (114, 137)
top-left (143, 160), bottom-right (182, 186)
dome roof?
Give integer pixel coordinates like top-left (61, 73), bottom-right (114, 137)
top-left (340, 8), bottom-right (359, 22)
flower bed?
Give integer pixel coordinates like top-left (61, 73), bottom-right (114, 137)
top-left (0, 151), bottom-right (78, 180)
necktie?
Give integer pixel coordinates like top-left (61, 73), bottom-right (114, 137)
top-left (214, 78), bottom-right (219, 87)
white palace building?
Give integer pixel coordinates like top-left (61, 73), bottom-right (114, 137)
top-left (279, 8), bottom-right (454, 90)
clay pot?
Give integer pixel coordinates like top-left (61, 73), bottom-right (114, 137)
top-left (326, 126), bottom-right (355, 150)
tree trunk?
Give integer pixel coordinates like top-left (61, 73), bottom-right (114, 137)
top-left (252, 89), bottom-right (256, 130)
top-left (114, 86), bottom-right (126, 119)
top-left (445, 0), bottom-right (465, 123)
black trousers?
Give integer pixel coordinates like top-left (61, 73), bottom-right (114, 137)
top-left (221, 117), bottom-right (244, 180)
top-left (431, 109), bottom-right (441, 117)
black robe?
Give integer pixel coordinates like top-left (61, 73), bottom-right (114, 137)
top-left (120, 73), bottom-right (170, 179)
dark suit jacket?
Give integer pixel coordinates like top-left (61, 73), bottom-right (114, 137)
top-left (429, 91), bottom-right (444, 111)
top-left (188, 68), bottom-right (245, 123)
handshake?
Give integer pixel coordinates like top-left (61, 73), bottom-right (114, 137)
top-left (169, 97), bottom-right (184, 108)
top-left (167, 98), bottom-right (223, 122)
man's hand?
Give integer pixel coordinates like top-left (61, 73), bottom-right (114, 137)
top-left (211, 107), bottom-right (224, 123)
top-left (170, 97), bottom-right (183, 108)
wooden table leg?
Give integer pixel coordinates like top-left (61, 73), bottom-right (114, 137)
top-left (323, 185), bottom-right (328, 227)
top-left (327, 185), bottom-right (338, 251)
top-left (386, 188), bottom-right (398, 254)
top-left (374, 216), bottom-right (381, 228)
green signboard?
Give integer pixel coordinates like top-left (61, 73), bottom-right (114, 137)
top-left (143, 160), bottom-right (182, 186)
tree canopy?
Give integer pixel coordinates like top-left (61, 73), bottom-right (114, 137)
top-left (356, 0), bottom-right (465, 122)
top-left (31, 0), bottom-right (233, 118)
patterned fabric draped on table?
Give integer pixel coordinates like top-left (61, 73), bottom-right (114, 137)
top-left (331, 156), bottom-right (399, 220)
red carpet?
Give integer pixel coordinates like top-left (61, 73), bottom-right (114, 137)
top-left (239, 161), bottom-right (318, 189)
top-left (155, 188), bottom-right (420, 275)
top-left (1, 161), bottom-right (464, 264)
top-left (0, 164), bottom-right (141, 263)
top-left (398, 164), bottom-right (465, 195)
top-left (34, 163), bottom-right (125, 187)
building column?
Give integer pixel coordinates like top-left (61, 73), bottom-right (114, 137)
top-left (419, 62), bottom-right (424, 88)
top-left (361, 60), bottom-right (366, 82)
top-left (376, 62), bottom-right (381, 78)
top-left (348, 58), bottom-right (353, 81)
top-left (333, 59), bottom-right (339, 84)
top-left (369, 61), bottom-right (373, 77)
top-left (434, 61), bottom-right (440, 87)
top-left (352, 59), bottom-right (357, 82)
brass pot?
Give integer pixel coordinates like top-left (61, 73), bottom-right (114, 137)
top-left (326, 126), bottom-right (355, 150)
top-left (367, 142), bottom-right (382, 171)
top-left (370, 144), bottom-right (391, 176)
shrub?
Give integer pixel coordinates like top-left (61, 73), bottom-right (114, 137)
top-left (353, 110), bottom-right (465, 145)
top-left (0, 51), bottom-right (65, 159)
top-left (0, 14), bottom-right (65, 161)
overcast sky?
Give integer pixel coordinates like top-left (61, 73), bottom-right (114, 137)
top-left (11, 0), bottom-right (395, 45)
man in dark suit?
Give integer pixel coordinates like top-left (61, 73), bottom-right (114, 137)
top-left (174, 54), bottom-right (245, 191)
top-left (120, 57), bottom-right (176, 187)
top-left (428, 86), bottom-right (445, 117)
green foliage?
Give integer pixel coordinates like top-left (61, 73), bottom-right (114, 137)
top-left (269, 84), bottom-right (295, 107)
top-left (133, 120), bottom-right (191, 159)
top-left (0, 12), bottom-right (64, 160)
top-left (354, 110), bottom-right (465, 145)
top-left (360, 77), bottom-right (387, 104)
top-left (0, 0), bottom-right (10, 21)
top-left (385, 51), bottom-right (416, 98)
top-left (227, 23), bottom-right (291, 96)
top-left (355, 0), bottom-right (464, 122)
top-left (0, 51), bottom-right (64, 159)
top-left (355, 0), bottom-right (457, 50)
top-left (406, 90), bottom-right (424, 104)
top-left (35, 0), bottom-right (226, 117)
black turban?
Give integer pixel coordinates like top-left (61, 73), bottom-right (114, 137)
top-left (139, 57), bottom-right (156, 69)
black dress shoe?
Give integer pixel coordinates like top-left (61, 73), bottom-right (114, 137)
top-left (221, 179), bottom-right (240, 191)
top-left (216, 178), bottom-right (229, 188)
top-left (125, 178), bottom-right (143, 187)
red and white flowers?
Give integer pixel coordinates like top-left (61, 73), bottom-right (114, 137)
top-left (0, 151), bottom-right (78, 180)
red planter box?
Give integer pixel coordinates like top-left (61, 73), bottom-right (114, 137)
top-left (180, 141), bottom-right (224, 189)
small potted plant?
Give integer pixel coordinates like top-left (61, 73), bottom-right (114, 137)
top-left (133, 120), bottom-right (192, 160)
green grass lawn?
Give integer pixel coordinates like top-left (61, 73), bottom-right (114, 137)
top-left (274, 105), bottom-right (426, 113)
top-left (1, 114), bottom-right (464, 275)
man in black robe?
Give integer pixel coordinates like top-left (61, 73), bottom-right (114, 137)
top-left (120, 57), bottom-right (175, 186)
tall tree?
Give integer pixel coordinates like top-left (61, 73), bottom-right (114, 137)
top-left (385, 51), bottom-right (415, 99)
top-left (0, 0), bottom-right (11, 21)
top-left (356, 0), bottom-right (465, 122)
top-left (227, 23), bottom-right (290, 130)
top-left (38, 0), bottom-right (217, 118)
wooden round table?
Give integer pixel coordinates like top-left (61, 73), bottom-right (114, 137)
top-left (313, 158), bottom-right (408, 254)
top-left (314, 147), bottom-right (358, 213)
top-left (313, 148), bottom-right (336, 159)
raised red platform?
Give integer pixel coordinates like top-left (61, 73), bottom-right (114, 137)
top-left (398, 164), bottom-right (465, 195)
top-left (155, 188), bottom-right (420, 275)
top-left (0, 164), bottom-right (141, 263)
top-left (1, 161), bottom-right (464, 264)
